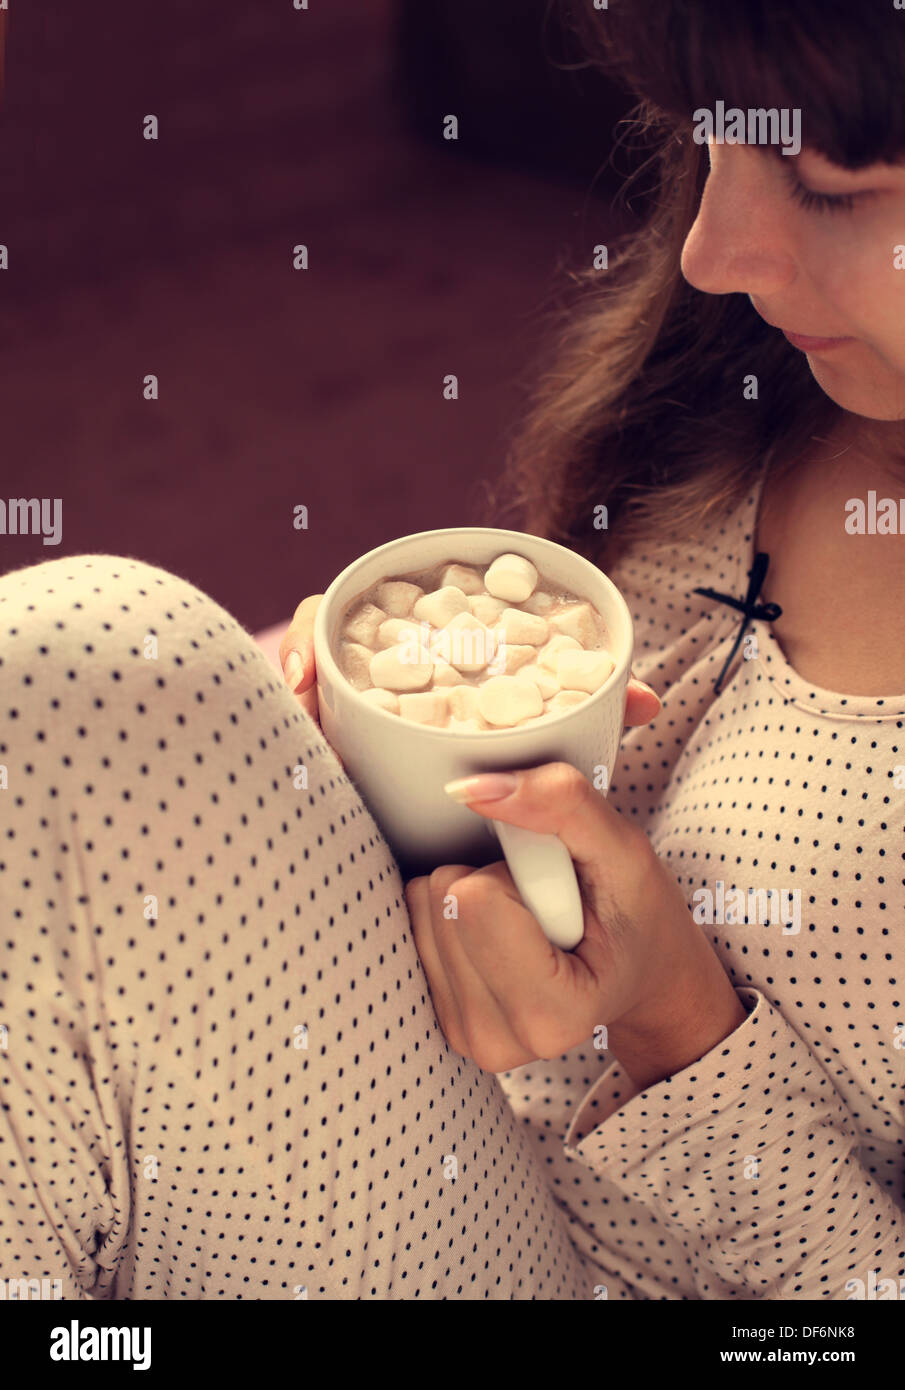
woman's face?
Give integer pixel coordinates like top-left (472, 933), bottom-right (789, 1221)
top-left (680, 139), bottom-right (905, 422)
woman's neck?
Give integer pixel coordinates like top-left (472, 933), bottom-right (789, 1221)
top-left (817, 414), bottom-right (905, 488)
top-left (755, 415), bottom-right (905, 696)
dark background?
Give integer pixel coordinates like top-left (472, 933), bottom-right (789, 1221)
top-left (0, 0), bottom-right (636, 641)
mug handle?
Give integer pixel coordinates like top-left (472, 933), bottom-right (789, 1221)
top-left (486, 820), bottom-right (585, 951)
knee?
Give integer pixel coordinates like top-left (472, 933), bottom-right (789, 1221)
top-left (1, 552), bottom-right (205, 635)
top-left (0, 552), bottom-right (266, 700)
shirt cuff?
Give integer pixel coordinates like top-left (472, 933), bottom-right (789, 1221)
top-left (563, 985), bottom-right (763, 1167)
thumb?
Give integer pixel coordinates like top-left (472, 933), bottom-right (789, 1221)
top-left (443, 762), bottom-right (631, 878)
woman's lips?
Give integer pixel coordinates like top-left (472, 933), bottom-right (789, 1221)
top-left (780, 329), bottom-right (855, 352)
top-left (751, 304), bottom-right (855, 353)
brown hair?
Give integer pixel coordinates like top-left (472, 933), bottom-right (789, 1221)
top-left (484, 0), bottom-right (905, 569)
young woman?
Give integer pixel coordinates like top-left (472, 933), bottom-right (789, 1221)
top-left (1, 0), bottom-right (902, 1300)
top-left (282, 0), bottom-right (905, 1299)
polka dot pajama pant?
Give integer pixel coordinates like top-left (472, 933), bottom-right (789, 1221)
top-left (0, 554), bottom-right (622, 1300)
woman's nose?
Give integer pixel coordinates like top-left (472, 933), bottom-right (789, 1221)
top-left (680, 144), bottom-right (798, 298)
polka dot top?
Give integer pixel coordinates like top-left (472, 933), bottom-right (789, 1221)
top-left (556, 472), bottom-right (905, 1297)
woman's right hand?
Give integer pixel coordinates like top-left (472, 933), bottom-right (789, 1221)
top-left (279, 594), bottom-right (325, 725)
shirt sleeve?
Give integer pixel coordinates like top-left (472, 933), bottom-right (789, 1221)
top-left (562, 987), bottom-right (905, 1299)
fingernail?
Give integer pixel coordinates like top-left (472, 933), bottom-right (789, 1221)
top-left (443, 772), bottom-right (519, 803)
top-left (633, 680), bottom-right (660, 700)
top-left (283, 650), bottom-right (304, 691)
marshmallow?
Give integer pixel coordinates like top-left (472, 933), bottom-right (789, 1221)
top-left (430, 657), bottom-right (464, 687)
top-left (446, 685), bottom-right (486, 723)
top-left (344, 601), bottom-right (386, 648)
top-left (519, 589), bottom-right (557, 616)
top-left (359, 687), bottom-right (399, 714)
top-left (339, 641), bottom-right (375, 690)
top-left (515, 663), bottom-right (560, 699)
top-left (368, 644), bottom-right (433, 691)
top-left (396, 627), bottom-right (435, 668)
top-left (492, 643), bottom-right (537, 675)
top-left (556, 649), bottom-right (615, 693)
top-left (545, 689), bottom-right (589, 715)
top-left (397, 690), bottom-right (449, 726)
top-left (468, 593), bottom-right (508, 625)
top-left (413, 585), bottom-right (469, 628)
top-left (373, 580), bottom-right (423, 618)
top-left (377, 617), bottom-right (424, 649)
top-left (496, 607), bottom-right (549, 645)
top-left (448, 718), bottom-right (486, 734)
top-left (440, 563), bottom-right (484, 595)
top-left (477, 675), bottom-right (544, 727)
top-left (484, 554), bottom-right (538, 603)
top-left (549, 602), bottom-right (600, 648)
top-left (537, 633), bottom-right (582, 671)
top-left (433, 611), bottom-right (493, 672)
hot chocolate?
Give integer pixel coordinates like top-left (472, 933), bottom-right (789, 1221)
top-left (335, 552), bottom-right (615, 731)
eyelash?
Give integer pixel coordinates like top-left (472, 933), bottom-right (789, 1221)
top-left (779, 163), bottom-right (861, 214)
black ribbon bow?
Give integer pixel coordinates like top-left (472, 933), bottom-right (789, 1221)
top-left (692, 551), bottom-right (782, 694)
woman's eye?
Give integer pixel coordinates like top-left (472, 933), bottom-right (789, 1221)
top-left (789, 180), bottom-right (857, 213)
top-left (779, 161), bottom-right (872, 215)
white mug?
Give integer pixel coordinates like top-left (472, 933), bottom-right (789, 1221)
top-left (313, 527), bottom-right (633, 950)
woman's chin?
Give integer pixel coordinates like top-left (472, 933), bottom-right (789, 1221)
top-left (807, 357), bottom-right (905, 422)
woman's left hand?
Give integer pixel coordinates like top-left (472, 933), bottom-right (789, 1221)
top-left (403, 762), bottom-right (747, 1081)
